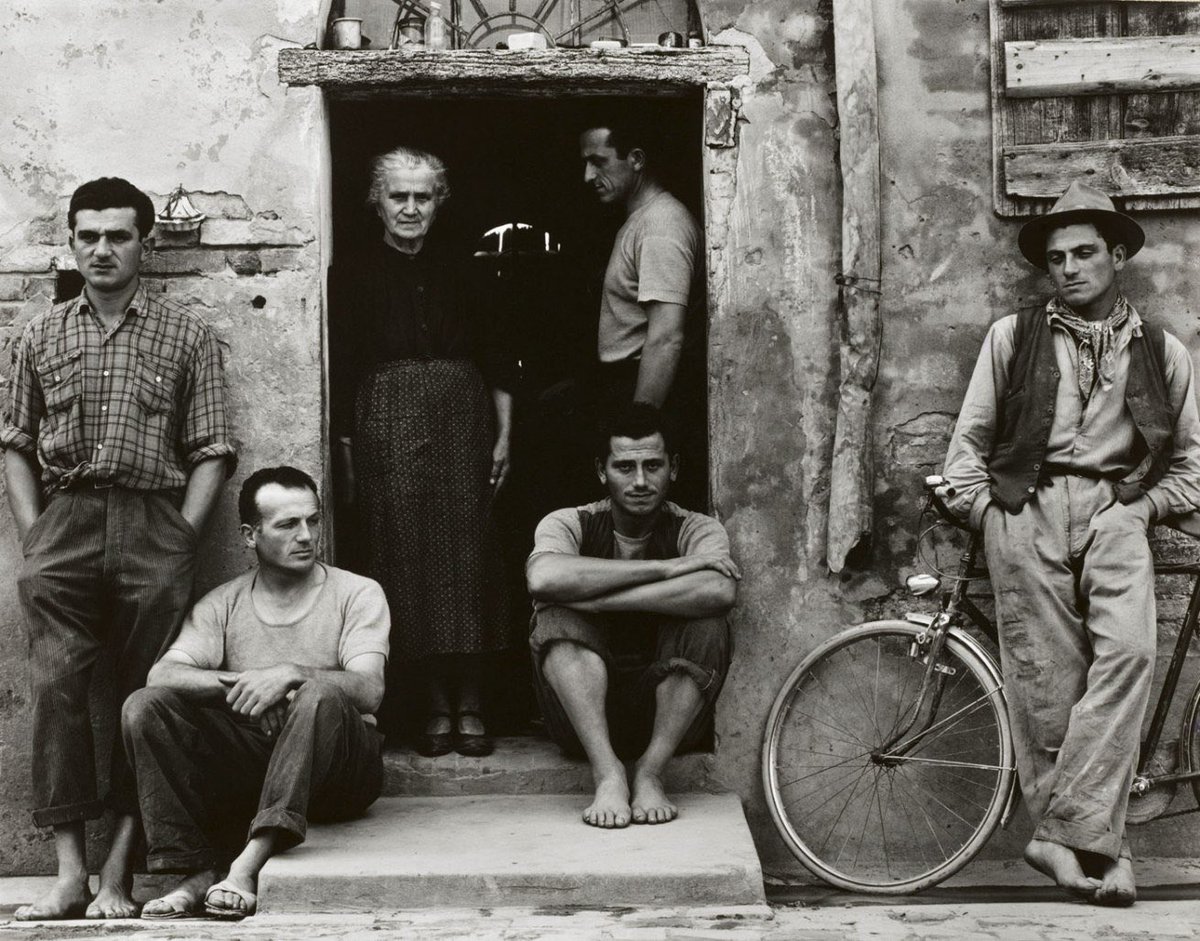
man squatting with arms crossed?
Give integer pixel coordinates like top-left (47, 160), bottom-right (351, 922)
top-left (2, 177), bottom-right (235, 920)
top-left (942, 180), bottom-right (1200, 905)
top-left (526, 403), bottom-right (738, 828)
top-left (122, 466), bottom-right (389, 919)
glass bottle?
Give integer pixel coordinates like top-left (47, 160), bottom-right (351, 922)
top-left (424, 2), bottom-right (450, 50)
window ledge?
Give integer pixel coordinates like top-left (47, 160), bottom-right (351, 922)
top-left (277, 46), bottom-right (749, 97)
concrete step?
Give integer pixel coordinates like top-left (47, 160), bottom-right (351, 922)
top-left (258, 792), bottom-right (765, 912)
top-left (382, 736), bottom-right (719, 797)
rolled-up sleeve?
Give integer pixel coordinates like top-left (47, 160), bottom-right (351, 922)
top-left (1144, 333), bottom-right (1200, 520)
top-left (180, 324), bottom-right (237, 475)
top-left (943, 316), bottom-right (1017, 529)
top-left (0, 326), bottom-right (42, 456)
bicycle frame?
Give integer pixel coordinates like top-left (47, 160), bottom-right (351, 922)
top-left (899, 488), bottom-right (1200, 815)
top-left (1134, 558), bottom-right (1200, 797)
top-left (874, 530), bottom-right (996, 762)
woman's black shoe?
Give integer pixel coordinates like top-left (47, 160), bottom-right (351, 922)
top-left (453, 710), bottom-right (494, 757)
top-left (415, 714), bottom-right (454, 757)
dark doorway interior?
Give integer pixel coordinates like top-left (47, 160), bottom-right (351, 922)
top-left (328, 93), bottom-right (707, 738)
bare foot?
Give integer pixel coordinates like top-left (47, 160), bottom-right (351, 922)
top-left (631, 767), bottom-right (678, 825)
top-left (1024, 839), bottom-right (1102, 900)
top-left (142, 870), bottom-right (217, 919)
top-left (86, 874), bottom-right (139, 919)
top-left (583, 772), bottom-right (631, 829)
top-left (15, 874), bottom-right (92, 921)
top-left (1094, 856), bottom-right (1137, 907)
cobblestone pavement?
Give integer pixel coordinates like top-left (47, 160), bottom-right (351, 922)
top-left (4, 891), bottom-right (1200, 940)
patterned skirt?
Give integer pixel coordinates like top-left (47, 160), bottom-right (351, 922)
top-left (355, 358), bottom-right (509, 663)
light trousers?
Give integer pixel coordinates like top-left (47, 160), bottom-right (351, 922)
top-left (983, 474), bottom-right (1156, 861)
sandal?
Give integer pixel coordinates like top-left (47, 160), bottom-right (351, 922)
top-left (453, 709), bottom-right (494, 757)
top-left (414, 712), bottom-right (454, 757)
top-left (203, 879), bottom-right (257, 920)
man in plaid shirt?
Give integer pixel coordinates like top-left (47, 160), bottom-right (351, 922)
top-left (1, 177), bottom-right (236, 920)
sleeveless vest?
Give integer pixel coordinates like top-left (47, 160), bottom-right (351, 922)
top-left (577, 504), bottom-right (684, 560)
top-left (988, 307), bottom-right (1174, 513)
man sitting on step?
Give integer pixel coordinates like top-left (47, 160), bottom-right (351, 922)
top-left (121, 466), bottom-right (390, 919)
top-left (526, 402), bottom-right (739, 828)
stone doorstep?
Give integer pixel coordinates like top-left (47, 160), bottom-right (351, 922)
top-left (382, 736), bottom-right (718, 797)
top-left (257, 792), bottom-right (765, 913)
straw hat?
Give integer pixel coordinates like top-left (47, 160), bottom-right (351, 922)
top-left (1018, 180), bottom-right (1145, 270)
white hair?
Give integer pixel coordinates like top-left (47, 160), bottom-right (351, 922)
top-left (366, 145), bottom-right (451, 207)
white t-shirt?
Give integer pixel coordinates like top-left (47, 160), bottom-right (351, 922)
top-left (598, 190), bottom-right (701, 363)
top-left (167, 564), bottom-right (391, 717)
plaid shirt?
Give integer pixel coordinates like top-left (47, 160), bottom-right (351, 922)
top-left (1, 284), bottom-right (236, 491)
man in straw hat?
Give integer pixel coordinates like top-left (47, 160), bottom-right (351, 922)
top-left (942, 180), bottom-right (1200, 905)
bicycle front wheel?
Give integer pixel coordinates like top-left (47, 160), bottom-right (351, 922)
top-left (763, 620), bottom-right (1014, 894)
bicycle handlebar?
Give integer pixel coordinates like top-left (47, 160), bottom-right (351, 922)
top-left (923, 475), bottom-right (972, 532)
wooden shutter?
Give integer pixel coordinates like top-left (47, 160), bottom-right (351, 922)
top-left (991, 1), bottom-right (1200, 216)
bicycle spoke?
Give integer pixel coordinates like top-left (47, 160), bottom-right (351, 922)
top-left (890, 768), bottom-right (953, 860)
top-left (874, 771), bottom-right (893, 878)
top-left (888, 772), bottom-right (935, 874)
top-left (775, 750), bottom-right (876, 790)
top-left (797, 666), bottom-right (885, 750)
top-left (784, 763), bottom-right (876, 816)
top-left (764, 626), bottom-right (1012, 892)
top-left (886, 689), bottom-right (1000, 755)
top-left (840, 643), bottom-right (889, 744)
top-left (785, 702), bottom-right (877, 752)
top-left (847, 768), bottom-right (883, 869)
top-left (818, 762), bottom-right (876, 858)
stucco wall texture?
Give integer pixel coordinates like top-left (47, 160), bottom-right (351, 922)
top-left (0, 1), bottom-right (326, 871)
top-left (1, 0), bottom-right (1198, 880)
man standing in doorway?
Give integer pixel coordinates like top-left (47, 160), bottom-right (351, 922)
top-left (1, 177), bottom-right (236, 919)
top-left (526, 403), bottom-right (737, 828)
top-left (942, 180), bottom-right (1200, 905)
top-left (580, 116), bottom-right (705, 506)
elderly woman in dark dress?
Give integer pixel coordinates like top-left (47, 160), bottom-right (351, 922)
top-left (332, 146), bottom-right (513, 757)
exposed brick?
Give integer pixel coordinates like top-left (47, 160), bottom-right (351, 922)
top-left (0, 276), bottom-right (29, 302)
top-left (258, 249), bottom-right (306, 273)
top-left (0, 246), bottom-right (55, 274)
top-left (228, 251), bottom-right (262, 276)
top-left (153, 227), bottom-right (201, 249)
top-left (200, 217), bottom-right (310, 247)
top-left (185, 192), bottom-right (253, 220)
top-left (142, 250), bottom-right (227, 276)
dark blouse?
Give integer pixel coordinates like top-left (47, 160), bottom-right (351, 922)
top-left (330, 239), bottom-right (516, 435)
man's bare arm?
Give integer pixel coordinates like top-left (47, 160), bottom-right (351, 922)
top-left (633, 301), bottom-right (686, 407)
top-left (179, 456), bottom-right (227, 534)
top-left (571, 570), bottom-right (737, 619)
top-left (4, 450), bottom-right (42, 540)
top-left (526, 551), bottom-right (736, 603)
top-left (147, 650), bottom-right (238, 703)
top-left (220, 653), bottom-right (386, 720)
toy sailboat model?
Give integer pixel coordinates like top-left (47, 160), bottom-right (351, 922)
top-left (156, 185), bottom-right (207, 233)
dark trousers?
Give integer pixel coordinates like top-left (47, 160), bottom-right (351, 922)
top-left (121, 681), bottom-right (383, 873)
top-left (17, 488), bottom-right (196, 827)
top-left (529, 605), bottom-right (730, 759)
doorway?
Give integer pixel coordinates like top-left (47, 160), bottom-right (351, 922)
top-left (327, 93), bottom-right (708, 737)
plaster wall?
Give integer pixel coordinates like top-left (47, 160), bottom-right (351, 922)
top-left (0, 1), bottom-right (326, 872)
top-left (1, 0), bottom-right (1195, 884)
top-left (869, 0), bottom-right (1200, 863)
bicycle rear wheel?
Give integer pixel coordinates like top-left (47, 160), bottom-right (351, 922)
top-left (763, 620), bottom-right (1014, 894)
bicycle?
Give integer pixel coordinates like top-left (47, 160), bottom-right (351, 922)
top-left (762, 474), bottom-right (1200, 894)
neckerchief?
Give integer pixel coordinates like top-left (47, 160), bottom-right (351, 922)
top-left (1046, 294), bottom-right (1132, 399)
